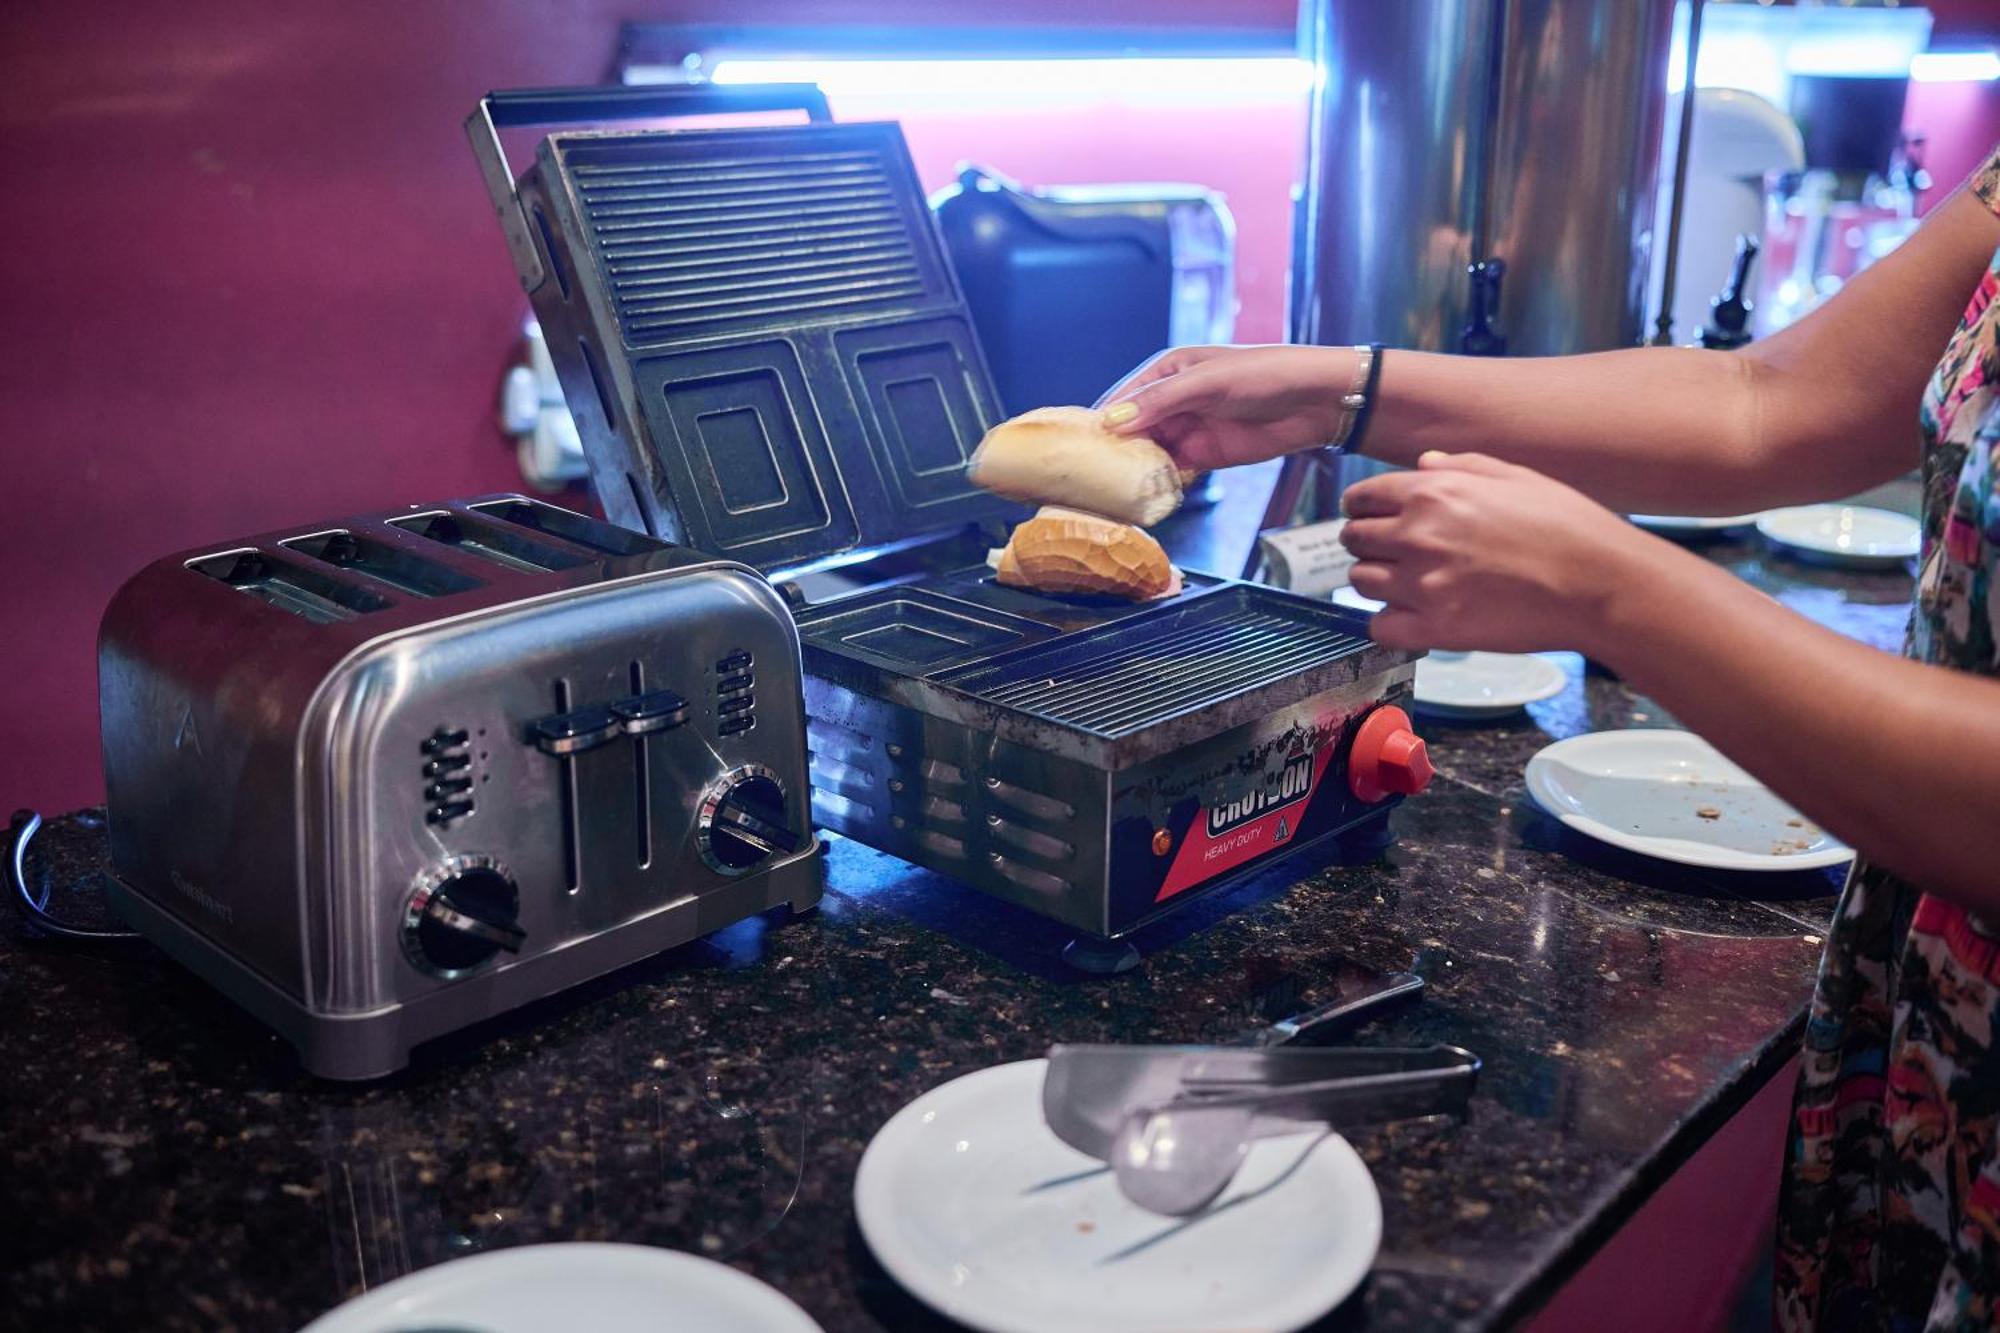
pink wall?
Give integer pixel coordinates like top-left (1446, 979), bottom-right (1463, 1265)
top-left (1909, 0), bottom-right (2000, 203)
top-left (3, 0), bottom-right (1998, 816)
top-left (0, 0), bottom-right (1298, 815)
top-left (1912, 79), bottom-right (2000, 205)
top-left (9, 2), bottom-right (605, 814)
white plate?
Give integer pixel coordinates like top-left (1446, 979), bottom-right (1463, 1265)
top-left (1415, 651), bottom-right (1568, 717)
top-left (854, 1060), bottom-right (1381, 1333)
top-left (1525, 730), bottom-right (1852, 872)
top-left (1754, 504), bottom-right (1920, 567)
top-left (300, 1242), bottom-right (823, 1333)
top-left (1629, 512), bottom-right (1764, 536)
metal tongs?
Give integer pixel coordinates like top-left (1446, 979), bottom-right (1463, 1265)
top-left (1041, 972), bottom-right (1480, 1215)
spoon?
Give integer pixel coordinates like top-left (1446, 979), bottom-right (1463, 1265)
top-left (1105, 1047), bottom-right (1482, 1216)
top-left (1110, 1099), bottom-right (1261, 1216)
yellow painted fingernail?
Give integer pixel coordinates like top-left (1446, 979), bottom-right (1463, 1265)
top-left (1103, 402), bottom-right (1139, 427)
top-left (1418, 450), bottom-right (1448, 466)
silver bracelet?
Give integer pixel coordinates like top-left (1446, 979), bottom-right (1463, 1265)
top-left (1328, 344), bottom-right (1376, 450)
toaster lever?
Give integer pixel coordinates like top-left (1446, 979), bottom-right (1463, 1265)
top-left (609, 690), bottom-right (688, 736)
top-left (529, 706), bottom-right (622, 756)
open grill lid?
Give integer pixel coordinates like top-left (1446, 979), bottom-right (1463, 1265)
top-left (473, 87), bottom-right (1021, 578)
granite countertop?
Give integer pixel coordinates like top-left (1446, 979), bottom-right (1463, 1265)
top-left (1, 477), bottom-right (1915, 1333)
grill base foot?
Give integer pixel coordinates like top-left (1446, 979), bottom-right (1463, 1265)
top-left (1061, 936), bottom-right (1143, 976)
top-left (1334, 813), bottom-right (1397, 861)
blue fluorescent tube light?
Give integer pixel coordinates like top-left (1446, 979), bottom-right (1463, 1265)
top-left (1910, 51), bottom-right (2000, 84)
top-left (706, 57), bottom-right (1315, 109)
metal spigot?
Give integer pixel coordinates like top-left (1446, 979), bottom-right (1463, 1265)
top-left (1699, 234), bottom-right (1760, 350)
top-left (1459, 259), bottom-right (1508, 357)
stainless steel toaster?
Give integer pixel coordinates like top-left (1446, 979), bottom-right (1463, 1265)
top-left (99, 495), bottom-right (820, 1079)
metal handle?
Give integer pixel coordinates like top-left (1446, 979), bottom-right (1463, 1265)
top-left (1259, 970), bottom-right (1424, 1047)
top-left (1726, 232), bottom-right (1760, 302)
top-left (1182, 1044), bottom-right (1481, 1120)
top-left (465, 82), bottom-right (832, 293)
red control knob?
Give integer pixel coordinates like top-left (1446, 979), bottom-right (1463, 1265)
top-left (1348, 705), bottom-right (1434, 803)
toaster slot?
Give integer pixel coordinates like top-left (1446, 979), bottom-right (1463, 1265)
top-left (469, 498), bottom-right (661, 557)
top-left (549, 679), bottom-right (584, 894)
top-left (626, 661), bottom-right (652, 870)
top-left (281, 529), bottom-right (482, 598)
top-left (389, 511), bottom-right (589, 574)
top-left (185, 550), bottom-right (393, 623)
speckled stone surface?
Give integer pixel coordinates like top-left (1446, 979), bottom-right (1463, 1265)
top-left (0, 502), bottom-right (1912, 1333)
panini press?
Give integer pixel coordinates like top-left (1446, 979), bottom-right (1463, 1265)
top-left (468, 85), bottom-right (1432, 946)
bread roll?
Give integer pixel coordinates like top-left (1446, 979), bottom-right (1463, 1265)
top-left (969, 406), bottom-right (1184, 527)
top-left (992, 507), bottom-right (1182, 601)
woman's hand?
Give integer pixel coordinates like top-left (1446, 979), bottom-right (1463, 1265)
top-left (1095, 344), bottom-right (1358, 472)
top-left (1340, 451), bottom-right (1675, 657)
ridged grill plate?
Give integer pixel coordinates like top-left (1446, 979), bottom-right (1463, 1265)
top-left (935, 588), bottom-right (1373, 739)
top-left (562, 131), bottom-right (943, 344)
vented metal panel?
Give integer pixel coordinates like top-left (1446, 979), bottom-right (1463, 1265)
top-left (566, 139), bottom-right (938, 343)
top-left (937, 589), bottom-right (1373, 739)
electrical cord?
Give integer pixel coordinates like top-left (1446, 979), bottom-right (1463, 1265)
top-left (8, 810), bottom-right (140, 941)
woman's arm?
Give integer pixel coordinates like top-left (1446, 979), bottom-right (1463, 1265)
top-left (1105, 188), bottom-right (2000, 514)
top-left (1602, 536), bottom-right (2000, 909)
top-left (1339, 451), bottom-right (2000, 909)
top-left (1370, 187), bottom-right (1998, 508)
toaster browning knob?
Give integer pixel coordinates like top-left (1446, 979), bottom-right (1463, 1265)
top-left (403, 858), bottom-right (524, 978)
top-left (699, 767), bottom-right (801, 873)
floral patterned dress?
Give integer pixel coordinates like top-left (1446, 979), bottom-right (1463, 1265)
top-left (1775, 146), bottom-right (2000, 1331)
